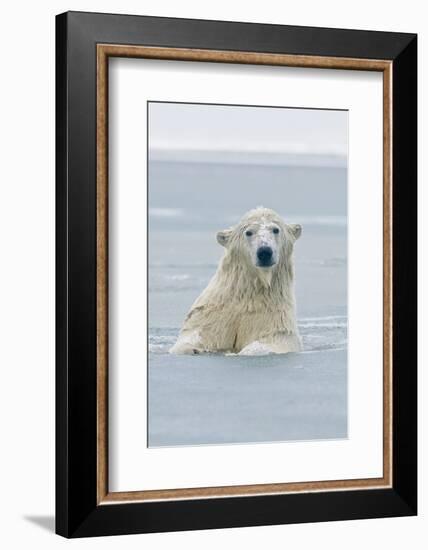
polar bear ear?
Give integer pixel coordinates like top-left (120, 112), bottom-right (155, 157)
top-left (288, 224), bottom-right (302, 240)
top-left (216, 229), bottom-right (232, 247)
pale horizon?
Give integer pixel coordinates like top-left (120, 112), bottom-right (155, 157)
top-left (148, 101), bottom-right (348, 164)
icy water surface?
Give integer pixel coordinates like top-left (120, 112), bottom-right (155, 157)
top-left (148, 160), bottom-right (347, 447)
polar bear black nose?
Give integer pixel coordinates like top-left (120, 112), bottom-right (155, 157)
top-left (257, 246), bottom-right (273, 265)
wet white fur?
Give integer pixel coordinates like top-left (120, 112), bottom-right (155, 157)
top-left (169, 207), bottom-right (302, 355)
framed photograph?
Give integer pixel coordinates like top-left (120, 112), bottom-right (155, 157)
top-left (56, 11), bottom-right (417, 538)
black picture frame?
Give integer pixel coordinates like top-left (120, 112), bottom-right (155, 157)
top-left (56, 11), bottom-right (417, 538)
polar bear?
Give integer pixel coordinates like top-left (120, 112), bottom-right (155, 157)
top-left (169, 207), bottom-right (302, 355)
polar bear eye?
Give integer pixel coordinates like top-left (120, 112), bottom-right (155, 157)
top-left (245, 230), bottom-right (253, 237)
top-left (272, 227), bottom-right (280, 234)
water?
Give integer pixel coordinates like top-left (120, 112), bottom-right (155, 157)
top-left (148, 160), bottom-right (347, 447)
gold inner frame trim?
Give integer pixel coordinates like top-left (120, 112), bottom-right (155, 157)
top-left (96, 44), bottom-right (393, 505)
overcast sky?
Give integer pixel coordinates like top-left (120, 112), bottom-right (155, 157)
top-left (149, 102), bottom-right (348, 157)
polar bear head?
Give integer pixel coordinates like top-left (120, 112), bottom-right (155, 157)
top-left (216, 207), bottom-right (301, 274)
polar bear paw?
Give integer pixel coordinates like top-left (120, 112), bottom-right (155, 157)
top-left (238, 341), bottom-right (274, 356)
top-left (169, 331), bottom-right (205, 355)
